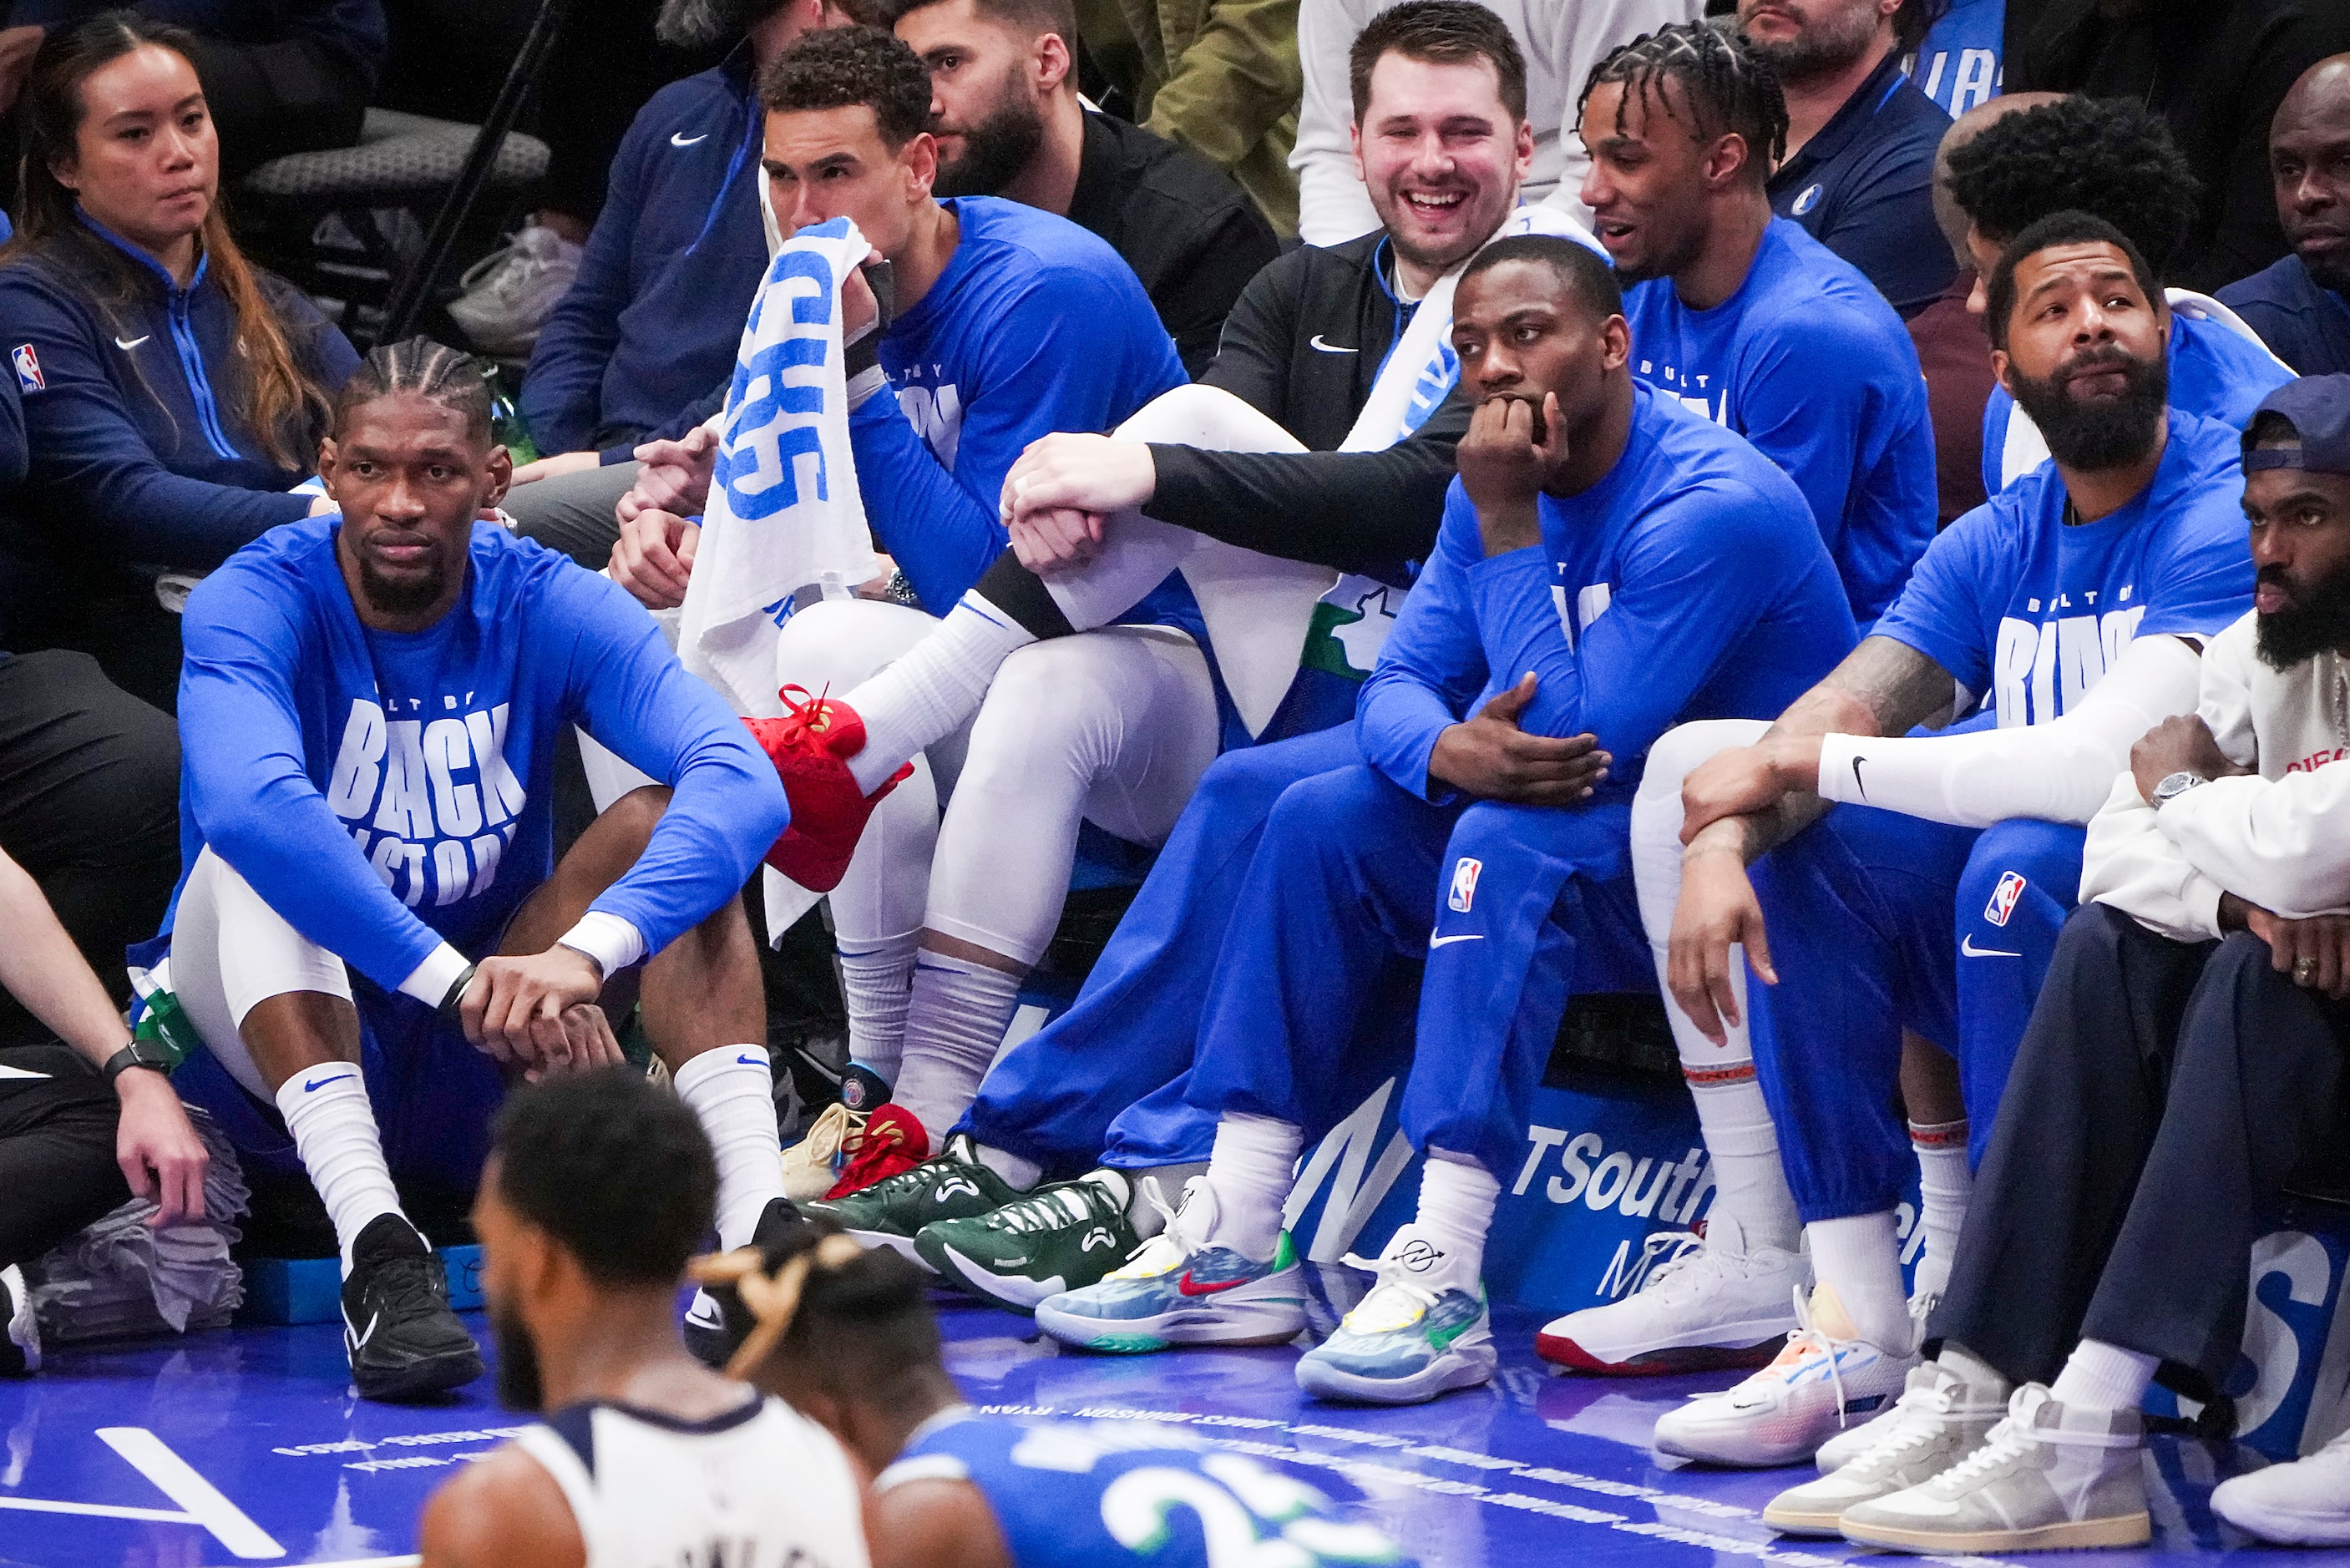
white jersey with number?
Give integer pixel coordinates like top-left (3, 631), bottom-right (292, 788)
top-left (511, 1395), bottom-right (869, 1568)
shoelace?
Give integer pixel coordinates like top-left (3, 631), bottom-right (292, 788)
top-left (767, 684), bottom-right (839, 753)
top-left (1110, 1176), bottom-right (1203, 1279)
top-left (1336, 1251), bottom-right (1440, 1335)
top-left (985, 1183), bottom-right (1107, 1234)
top-left (367, 1251), bottom-right (448, 1318)
top-left (1642, 1237), bottom-right (1759, 1297)
top-left (833, 1115), bottom-right (913, 1188)
top-left (1930, 1416), bottom-right (2033, 1490)
top-left (1846, 1378), bottom-right (1965, 1469)
top-left (1732, 1288), bottom-right (1856, 1428)
top-left (793, 1103), bottom-right (864, 1167)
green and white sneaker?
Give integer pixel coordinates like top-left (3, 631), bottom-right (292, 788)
top-left (1294, 1224), bottom-right (1495, 1406)
top-left (801, 1135), bottom-right (1026, 1266)
top-left (1838, 1383), bottom-right (2150, 1554)
top-left (1763, 1358), bottom-right (2010, 1535)
top-left (916, 1171), bottom-right (1144, 1312)
top-left (1033, 1179), bottom-right (1307, 1353)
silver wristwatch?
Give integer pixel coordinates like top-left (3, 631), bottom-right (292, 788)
top-left (2151, 770), bottom-right (2206, 806)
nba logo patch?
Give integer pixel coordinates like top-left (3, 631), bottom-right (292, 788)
top-left (1983, 871), bottom-right (2027, 928)
top-left (11, 343), bottom-right (42, 392)
top-left (1448, 857), bottom-right (1481, 913)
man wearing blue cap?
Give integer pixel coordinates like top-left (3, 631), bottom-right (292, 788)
top-left (1755, 374), bottom-right (2350, 1554)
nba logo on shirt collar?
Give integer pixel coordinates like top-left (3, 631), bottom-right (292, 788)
top-left (1449, 857), bottom-right (1481, 913)
top-left (11, 343), bottom-right (42, 392)
top-left (1791, 185), bottom-right (1823, 216)
top-left (1983, 870), bottom-right (2027, 927)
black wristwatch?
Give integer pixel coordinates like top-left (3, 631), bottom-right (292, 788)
top-left (103, 1037), bottom-right (175, 1085)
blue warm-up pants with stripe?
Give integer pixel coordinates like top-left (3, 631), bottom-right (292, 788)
top-left (1182, 761), bottom-right (1651, 1176)
top-left (1743, 804), bottom-right (2086, 1222)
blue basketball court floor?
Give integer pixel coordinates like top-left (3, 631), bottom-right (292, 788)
top-left (3, 1269), bottom-right (2343, 1568)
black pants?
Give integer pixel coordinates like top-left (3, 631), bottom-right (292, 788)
top-left (0, 651), bottom-right (180, 1046)
top-left (0, 1044), bottom-right (129, 1270)
top-left (1934, 901), bottom-right (2350, 1390)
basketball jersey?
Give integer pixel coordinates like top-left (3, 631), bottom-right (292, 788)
top-left (513, 1396), bottom-right (869, 1568)
top-left (881, 1410), bottom-right (1413, 1568)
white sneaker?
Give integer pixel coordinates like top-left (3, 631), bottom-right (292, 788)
top-left (1537, 1214), bottom-right (1805, 1374)
top-left (448, 223), bottom-right (582, 356)
top-left (1813, 1291), bottom-right (1942, 1472)
top-left (2, 1264), bottom-right (38, 1376)
top-left (2212, 1426), bottom-right (2350, 1545)
top-left (1762, 1358), bottom-right (2010, 1535)
top-left (1651, 1283), bottom-right (1918, 1468)
top-left (1294, 1223), bottom-right (1496, 1405)
top-left (1839, 1384), bottom-right (2148, 1552)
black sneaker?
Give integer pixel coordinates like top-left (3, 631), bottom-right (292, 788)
top-left (2, 1264), bottom-right (38, 1376)
top-left (685, 1196), bottom-right (803, 1368)
top-left (341, 1215), bottom-right (483, 1402)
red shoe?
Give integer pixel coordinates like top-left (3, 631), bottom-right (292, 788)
top-left (742, 685), bottom-right (909, 893)
top-left (822, 1103), bottom-right (929, 1200)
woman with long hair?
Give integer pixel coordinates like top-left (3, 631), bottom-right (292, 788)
top-left (0, 10), bottom-right (358, 708)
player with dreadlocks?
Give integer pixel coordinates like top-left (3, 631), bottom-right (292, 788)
top-left (154, 336), bottom-right (794, 1403)
top-left (1532, 21), bottom-right (1938, 1382)
top-left (698, 1214), bottom-right (1420, 1568)
top-left (1942, 94), bottom-right (2292, 493)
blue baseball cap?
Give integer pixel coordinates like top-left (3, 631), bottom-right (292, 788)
top-left (2244, 375), bottom-right (2350, 475)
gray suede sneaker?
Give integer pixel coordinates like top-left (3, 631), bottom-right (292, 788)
top-left (1763, 1358), bottom-right (2009, 1535)
top-left (1838, 1383), bottom-right (2149, 1554)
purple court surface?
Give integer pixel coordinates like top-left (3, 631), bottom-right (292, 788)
top-left (3, 1272), bottom-right (2344, 1568)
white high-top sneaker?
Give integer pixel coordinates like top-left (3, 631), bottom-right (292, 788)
top-left (1839, 1383), bottom-right (2149, 1553)
top-left (1762, 1358), bottom-right (2010, 1535)
top-left (1813, 1290), bottom-right (1943, 1472)
top-left (2212, 1425), bottom-right (2350, 1545)
top-left (1537, 1214), bottom-right (1806, 1375)
top-left (1651, 1282), bottom-right (1918, 1468)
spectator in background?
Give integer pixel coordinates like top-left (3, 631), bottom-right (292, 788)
top-left (2005, 0), bottom-right (2350, 294)
top-left (1067, 0), bottom-right (1301, 236)
top-left (1905, 0), bottom-right (1999, 116)
top-left (1945, 95), bottom-right (2294, 495)
top-left (2221, 55), bottom-right (2350, 377)
top-left (1288, 0), bottom-right (1700, 244)
top-left (1740, 0), bottom-right (1956, 316)
top-left (1906, 92), bottom-right (2056, 527)
top-left (0, 0), bottom-right (387, 176)
top-left (504, 0), bottom-right (847, 565)
top-left (883, 0), bottom-right (1279, 376)
top-left (0, 13), bottom-right (358, 712)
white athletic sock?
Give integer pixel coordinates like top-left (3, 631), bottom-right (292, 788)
top-left (1684, 1050), bottom-right (1803, 1253)
top-left (1416, 1151), bottom-right (1500, 1282)
top-left (973, 1142), bottom-right (1042, 1190)
top-left (1909, 1118), bottom-right (1973, 1300)
top-left (673, 1045), bottom-right (787, 1250)
top-left (1121, 1163), bottom-right (1206, 1239)
top-left (2050, 1338), bottom-right (2158, 1413)
top-left (842, 595), bottom-right (1036, 795)
top-left (1938, 1341), bottom-right (2011, 1395)
top-left (892, 952), bottom-right (1023, 1146)
top-left (1806, 1211), bottom-right (1912, 1348)
top-left (838, 932), bottom-right (918, 1086)
top-left (276, 1067), bottom-right (405, 1274)
top-left (1203, 1113), bottom-right (1302, 1262)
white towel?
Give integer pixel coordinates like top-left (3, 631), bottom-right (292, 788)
top-left (678, 216), bottom-right (883, 720)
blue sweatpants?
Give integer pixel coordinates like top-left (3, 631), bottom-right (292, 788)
top-left (960, 726), bottom-right (1364, 1175)
top-left (1744, 805), bottom-right (2085, 1222)
top-left (1184, 762), bottom-right (1649, 1176)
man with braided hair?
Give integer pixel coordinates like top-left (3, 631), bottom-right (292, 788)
top-left (1943, 94), bottom-right (2294, 493)
top-left (158, 338), bottom-right (793, 1402)
top-left (704, 1212), bottom-right (1419, 1568)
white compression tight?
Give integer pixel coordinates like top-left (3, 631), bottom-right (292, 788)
top-left (777, 600), bottom-right (1219, 1139)
top-left (1629, 720), bottom-right (1802, 1254)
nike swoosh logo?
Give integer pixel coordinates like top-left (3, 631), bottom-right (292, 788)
top-left (302, 1073), bottom-right (352, 1092)
top-left (1309, 334), bottom-right (1358, 353)
top-left (1429, 933), bottom-right (1484, 948)
top-left (1177, 1272), bottom-right (1248, 1297)
top-left (347, 1309), bottom-right (379, 1353)
top-left (114, 335), bottom-right (149, 351)
top-left (1850, 756), bottom-right (1867, 799)
top-left (671, 131), bottom-right (709, 147)
top-left (1961, 935), bottom-right (2022, 958)
top-left (736, 1053), bottom-right (765, 1065)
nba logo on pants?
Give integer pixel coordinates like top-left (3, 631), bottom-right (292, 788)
top-left (1449, 857), bottom-right (1481, 913)
top-left (1983, 870), bottom-right (2027, 927)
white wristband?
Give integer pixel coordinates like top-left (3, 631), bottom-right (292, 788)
top-left (846, 363), bottom-right (889, 410)
top-left (397, 943), bottom-right (474, 1009)
top-left (556, 911), bottom-right (646, 978)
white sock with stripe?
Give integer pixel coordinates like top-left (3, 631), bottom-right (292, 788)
top-left (674, 1045), bottom-right (787, 1249)
top-left (276, 1067), bottom-right (404, 1275)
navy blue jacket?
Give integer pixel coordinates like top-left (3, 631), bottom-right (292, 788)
top-left (8, 0), bottom-right (386, 86)
top-left (0, 219), bottom-right (360, 570)
top-left (1769, 48), bottom-right (1956, 318)
top-left (2219, 255), bottom-right (2350, 377)
top-left (521, 49), bottom-right (771, 459)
